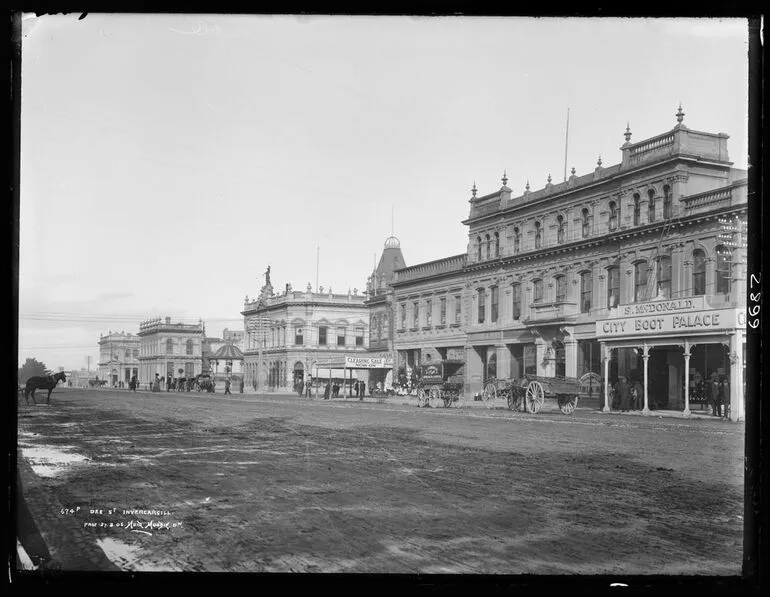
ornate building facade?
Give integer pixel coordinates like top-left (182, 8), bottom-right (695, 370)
top-left (241, 268), bottom-right (370, 392)
top-left (97, 330), bottom-right (140, 387)
top-left (391, 107), bottom-right (747, 420)
top-left (137, 317), bottom-right (204, 384)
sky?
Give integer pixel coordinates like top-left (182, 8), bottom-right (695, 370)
top-left (17, 14), bottom-right (750, 371)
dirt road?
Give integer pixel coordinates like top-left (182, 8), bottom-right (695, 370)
top-left (16, 388), bottom-right (745, 575)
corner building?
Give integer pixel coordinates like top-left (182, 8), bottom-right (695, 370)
top-left (391, 108), bottom-right (747, 420)
top-left (137, 317), bottom-right (204, 384)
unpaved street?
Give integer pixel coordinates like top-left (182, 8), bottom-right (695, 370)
top-left (16, 388), bottom-right (745, 575)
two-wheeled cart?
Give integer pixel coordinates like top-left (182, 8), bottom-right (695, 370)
top-left (481, 374), bottom-right (581, 414)
top-left (415, 359), bottom-right (465, 408)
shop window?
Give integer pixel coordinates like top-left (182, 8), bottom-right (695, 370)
top-left (557, 215), bottom-right (565, 243)
top-left (555, 276), bottom-right (566, 302)
top-left (553, 340), bottom-right (566, 377)
top-left (490, 286), bottom-right (499, 323)
top-left (715, 246), bottom-right (731, 294)
top-left (633, 193), bottom-right (641, 226)
top-left (533, 279), bottom-right (544, 304)
top-left (523, 344), bottom-right (537, 375)
top-left (511, 283), bottom-right (521, 321)
top-left (657, 256), bottom-right (672, 299)
top-left (634, 262), bottom-right (649, 302)
top-left (440, 297), bottom-right (446, 325)
top-left (477, 288), bottom-right (486, 323)
top-left (607, 267), bottom-right (620, 308)
top-left (582, 209), bottom-right (590, 238)
top-left (663, 185), bottom-right (673, 219)
top-left (318, 326), bottom-right (327, 346)
top-left (534, 222), bottom-right (542, 249)
top-left (513, 227), bottom-right (521, 254)
top-left (647, 189), bottom-right (656, 223)
top-left (580, 271), bottom-right (592, 313)
top-left (692, 250), bottom-right (706, 296)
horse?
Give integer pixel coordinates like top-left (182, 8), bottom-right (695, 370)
top-left (23, 371), bottom-right (66, 405)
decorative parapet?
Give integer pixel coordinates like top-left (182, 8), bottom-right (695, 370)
top-left (138, 317), bottom-right (204, 335)
top-left (242, 290), bottom-right (368, 312)
top-left (393, 254), bottom-right (467, 285)
top-left (681, 181), bottom-right (747, 215)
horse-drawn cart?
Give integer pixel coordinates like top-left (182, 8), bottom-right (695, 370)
top-left (482, 374), bottom-right (581, 414)
top-left (415, 359), bottom-right (465, 408)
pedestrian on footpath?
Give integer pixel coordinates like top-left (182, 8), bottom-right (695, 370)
top-left (129, 375), bottom-right (137, 393)
top-left (324, 382), bottom-right (331, 400)
top-left (240, 379), bottom-right (244, 394)
top-left (615, 376), bottom-right (632, 412)
top-left (306, 378), bottom-right (312, 398)
top-left (225, 378), bottom-right (232, 395)
top-left (153, 374), bottom-right (160, 392)
top-left (361, 380), bottom-right (366, 397)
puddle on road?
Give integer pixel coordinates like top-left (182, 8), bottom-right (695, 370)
top-left (96, 538), bottom-right (181, 572)
top-left (19, 444), bottom-right (90, 477)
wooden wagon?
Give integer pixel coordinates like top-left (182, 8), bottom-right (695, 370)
top-left (415, 359), bottom-right (465, 408)
top-left (481, 374), bottom-right (581, 414)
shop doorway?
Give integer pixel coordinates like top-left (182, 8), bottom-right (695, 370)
top-left (647, 347), bottom-right (684, 409)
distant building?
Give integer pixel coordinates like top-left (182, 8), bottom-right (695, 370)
top-left (242, 268), bottom-right (369, 392)
top-left (222, 328), bottom-right (245, 349)
top-left (97, 330), bottom-right (140, 387)
top-left (137, 317), bottom-right (204, 384)
top-left (365, 235), bottom-right (406, 390)
top-left (67, 368), bottom-right (95, 388)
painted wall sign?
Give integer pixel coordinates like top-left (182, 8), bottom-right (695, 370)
top-left (596, 308), bottom-right (744, 338)
top-left (615, 296), bottom-right (706, 318)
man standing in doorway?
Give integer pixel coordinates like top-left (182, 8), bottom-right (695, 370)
top-left (224, 378), bottom-right (232, 395)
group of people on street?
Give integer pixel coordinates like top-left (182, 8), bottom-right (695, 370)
top-left (609, 376), bottom-right (646, 412)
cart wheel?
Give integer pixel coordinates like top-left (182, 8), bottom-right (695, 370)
top-left (558, 395), bottom-right (579, 414)
top-left (416, 388), bottom-right (428, 408)
top-left (525, 381), bottom-right (545, 413)
top-left (482, 381), bottom-right (498, 409)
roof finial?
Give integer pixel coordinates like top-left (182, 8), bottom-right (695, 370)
top-left (570, 166), bottom-right (576, 176)
top-left (471, 181), bottom-right (477, 198)
top-left (624, 122), bottom-right (632, 143)
top-left (501, 170), bottom-right (508, 187)
top-left (525, 179), bottom-right (530, 192)
top-left (676, 102), bottom-right (685, 124)
top-left (547, 173), bottom-right (552, 184)
top-left (597, 154), bottom-right (602, 167)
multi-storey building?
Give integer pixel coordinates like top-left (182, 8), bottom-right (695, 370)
top-left (97, 330), bottom-right (140, 387)
top-left (137, 317), bottom-right (204, 384)
top-left (391, 107), bottom-right (747, 420)
top-left (242, 268), bottom-right (369, 392)
top-left (365, 235), bottom-right (407, 389)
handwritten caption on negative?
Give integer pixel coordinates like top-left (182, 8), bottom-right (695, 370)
top-left (59, 506), bottom-right (183, 535)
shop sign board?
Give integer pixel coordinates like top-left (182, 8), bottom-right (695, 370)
top-left (613, 296), bottom-right (706, 318)
top-left (596, 308), bottom-right (744, 338)
top-left (344, 355), bottom-right (394, 368)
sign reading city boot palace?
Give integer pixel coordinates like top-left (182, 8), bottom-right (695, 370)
top-left (596, 296), bottom-right (746, 339)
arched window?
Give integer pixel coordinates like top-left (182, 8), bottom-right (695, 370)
top-left (186, 339), bottom-right (193, 355)
top-left (715, 245), bottom-right (731, 294)
top-left (166, 338), bottom-right (173, 354)
top-left (513, 227), bottom-right (521, 254)
top-left (608, 201), bottom-right (618, 231)
top-left (633, 193), bottom-right (641, 226)
top-left (582, 208), bottom-right (590, 238)
top-left (477, 288), bottom-right (486, 323)
top-left (657, 256), bottom-right (672, 299)
top-left (557, 215), bottom-right (565, 243)
top-left (580, 271), bottom-right (592, 313)
top-left (533, 279), bottom-right (544, 304)
top-left (647, 189), bottom-right (656, 223)
top-left (692, 249), bottom-right (706, 296)
top-left (494, 232), bottom-right (500, 258)
top-left (534, 222), bottom-right (542, 249)
top-left (663, 185), bottom-right (673, 219)
top-left (634, 262), bottom-right (649, 302)
top-left (511, 283), bottom-right (521, 321)
top-left (485, 234), bottom-right (491, 260)
top-left (555, 276), bottom-right (567, 302)
top-left (607, 267), bottom-right (620, 308)
top-left (477, 237), bottom-right (482, 261)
